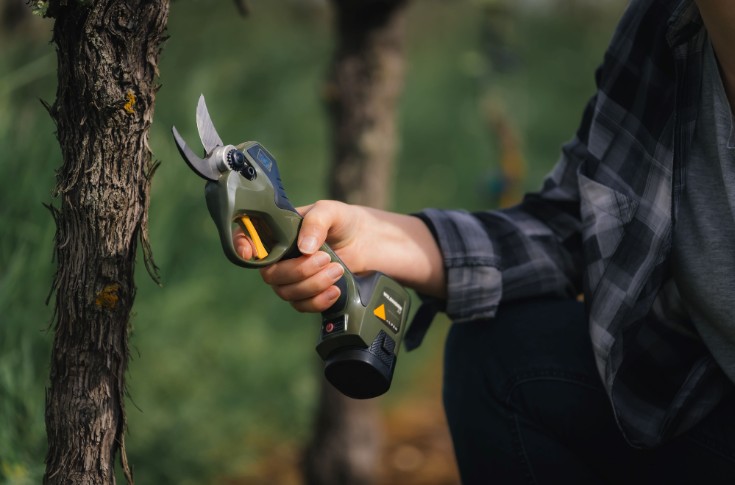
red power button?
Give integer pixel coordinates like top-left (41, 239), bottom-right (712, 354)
top-left (325, 322), bottom-right (335, 333)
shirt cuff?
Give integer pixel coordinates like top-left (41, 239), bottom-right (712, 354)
top-left (413, 208), bottom-right (503, 323)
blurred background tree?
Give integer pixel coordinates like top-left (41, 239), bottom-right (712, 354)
top-left (2, 0), bottom-right (31, 32)
top-left (0, 0), bottom-right (625, 483)
top-left (305, 1), bottom-right (408, 485)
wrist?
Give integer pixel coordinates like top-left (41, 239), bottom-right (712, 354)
top-left (358, 207), bottom-right (446, 299)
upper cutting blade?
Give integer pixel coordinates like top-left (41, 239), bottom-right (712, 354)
top-left (196, 94), bottom-right (224, 156)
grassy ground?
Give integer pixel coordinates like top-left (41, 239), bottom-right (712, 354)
top-left (0, 1), bottom-right (623, 483)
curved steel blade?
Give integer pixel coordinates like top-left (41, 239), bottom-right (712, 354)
top-left (172, 126), bottom-right (219, 182)
top-left (196, 94), bottom-right (224, 155)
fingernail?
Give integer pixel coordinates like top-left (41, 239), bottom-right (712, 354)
top-left (327, 263), bottom-right (344, 280)
top-left (300, 236), bottom-right (318, 254)
top-left (325, 286), bottom-right (341, 301)
top-left (314, 251), bottom-right (331, 267)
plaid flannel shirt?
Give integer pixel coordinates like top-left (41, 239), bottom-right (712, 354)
top-left (414, 0), bottom-right (733, 448)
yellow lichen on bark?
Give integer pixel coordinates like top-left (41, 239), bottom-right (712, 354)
top-left (123, 91), bottom-right (136, 114)
top-left (95, 284), bottom-right (120, 309)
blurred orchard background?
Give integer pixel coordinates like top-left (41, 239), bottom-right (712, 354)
top-left (1, 0), bottom-right (625, 483)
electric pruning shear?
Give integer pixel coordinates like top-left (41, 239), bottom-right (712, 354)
top-left (172, 95), bottom-right (411, 399)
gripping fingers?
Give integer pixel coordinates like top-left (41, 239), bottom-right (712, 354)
top-left (260, 251), bottom-right (330, 285)
top-left (270, 262), bottom-right (344, 308)
top-left (291, 284), bottom-right (342, 313)
top-left (260, 251), bottom-right (345, 312)
top-left (233, 226), bottom-right (256, 261)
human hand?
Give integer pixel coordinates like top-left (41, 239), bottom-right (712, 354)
top-left (233, 200), bottom-right (446, 313)
top-left (234, 200), bottom-right (366, 313)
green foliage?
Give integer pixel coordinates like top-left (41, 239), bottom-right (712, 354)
top-left (0, 30), bottom-right (57, 484)
top-left (28, 1), bottom-right (48, 17)
top-left (0, 1), bottom-right (623, 483)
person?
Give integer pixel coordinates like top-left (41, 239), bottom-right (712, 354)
top-left (236, 0), bottom-right (735, 482)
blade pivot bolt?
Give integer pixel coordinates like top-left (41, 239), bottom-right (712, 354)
top-left (227, 149), bottom-right (246, 171)
top-left (227, 149), bottom-right (257, 180)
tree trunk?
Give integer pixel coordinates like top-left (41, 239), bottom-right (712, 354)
top-left (304, 1), bottom-right (408, 484)
top-left (43, 1), bottom-right (168, 483)
top-left (1, 0), bottom-right (30, 32)
top-left (325, 0), bottom-right (408, 207)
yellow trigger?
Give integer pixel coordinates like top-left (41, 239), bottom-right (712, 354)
top-left (240, 215), bottom-right (269, 260)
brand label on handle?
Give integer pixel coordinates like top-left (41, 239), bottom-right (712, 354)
top-left (372, 287), bottom-right (404, 334)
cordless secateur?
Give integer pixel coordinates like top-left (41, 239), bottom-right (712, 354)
top-left (172, 95), bottom-right (411, 399)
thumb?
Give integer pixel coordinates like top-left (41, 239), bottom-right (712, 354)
top-left (296, 202), bottom-right (330, 255)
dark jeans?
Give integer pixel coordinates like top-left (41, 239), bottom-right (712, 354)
top-left (443, 298), bottom-right (735, 484)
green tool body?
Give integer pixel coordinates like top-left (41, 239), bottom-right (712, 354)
top-left (173, 96), bottom-right (411, 399)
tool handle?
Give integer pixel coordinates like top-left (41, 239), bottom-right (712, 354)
top-left (206, 142), bottom-right (303, 269)
top-left (319, 243), bottom-right (353, 315)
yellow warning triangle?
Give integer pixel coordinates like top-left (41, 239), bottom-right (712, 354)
top-left (373, 304), bottom-right (386, 321)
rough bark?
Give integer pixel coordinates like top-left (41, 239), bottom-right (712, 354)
top-left (43, 1), bottom-right (168, 483)
top-left (304, 1), bottom-right (408, 485)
